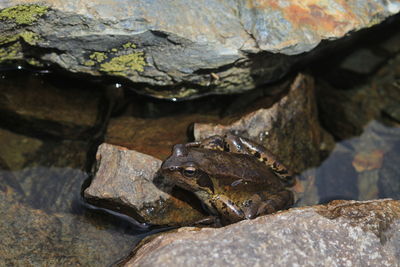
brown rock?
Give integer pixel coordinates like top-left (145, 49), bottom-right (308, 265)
top-left (0, 71), bottom-right (105, 140)
top-left (194, 74), bottom-right (334, 173)
top-left (84, 143), bottom-right (205, 226)
top-left (0, 190), bottom-right (134, 266)
top-left (125, 199), bottom-right (400, 267)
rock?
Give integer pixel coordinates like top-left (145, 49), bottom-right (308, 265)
top-left (124, 199), bottom-right (400, 266)
top-left (317, 49), bottom-right (400, 140)
top-left (0, 189), bottom-right (134, 266)
top-left (105, 115), bottom-right (209, 160)
top-left (1, 1), bottom-right (399, 99)
top-left (379, 142), bottom-right (400, 199)
top-left (315, 145), bottom-right (359, 203)
top-left (340, 49), bottom-right (386, 75)
top-left (0, 127), bottom-right (91, 213)
top-left (194, 74), bottom-right (334, 174)
top-left (313, 120), bottom-right (400, 202)
top-left (0, 127), bottom-right (42, 170)
top-left (84, 143), bottom-right (206, 226)
top-left (0, 70), bottom-right (106, 140)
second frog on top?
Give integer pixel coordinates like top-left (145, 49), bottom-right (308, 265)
top-left (161, 134), bottom-right (295, 226)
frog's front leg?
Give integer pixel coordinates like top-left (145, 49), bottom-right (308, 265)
top-left (224, 134), bottom-right (295, 186)
top-left (210, 194), bottom-right (245, 225)
top-left (242, 190), bottom-right (294, 219)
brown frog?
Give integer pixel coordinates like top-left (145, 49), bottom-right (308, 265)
top-left (161, 134), bottom-right (295, 225)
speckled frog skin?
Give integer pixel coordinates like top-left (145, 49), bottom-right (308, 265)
top-left (161, 134), bottom-right (295, 225)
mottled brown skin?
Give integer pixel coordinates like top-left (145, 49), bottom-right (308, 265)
top-left (161, 134), bottom-right (294, 225)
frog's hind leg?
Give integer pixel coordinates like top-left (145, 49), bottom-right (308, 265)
top-left (225, 134), bottom-right (295, 187)
top-left (243, 190), bottom-right (294, 219)
top-left (188, 135), bottom-right (226, 151)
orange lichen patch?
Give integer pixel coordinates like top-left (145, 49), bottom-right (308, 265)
top-left (281, 3), bottom-right (350, 33)
top-left (248, 0), bottom-right (359, 34)
top-left (352, 150), bottom-right (385, 172)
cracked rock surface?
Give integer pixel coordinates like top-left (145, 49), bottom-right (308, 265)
top-left (1, 0), bottom-right (399, 98)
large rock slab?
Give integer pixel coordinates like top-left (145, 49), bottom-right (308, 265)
top-left (1, 1), bottom-right (399, 99)
top-left (125, 199), bottom-right (400, 266)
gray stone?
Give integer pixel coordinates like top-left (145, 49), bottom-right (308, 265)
top-left (1, 1), bottom-right (399, 99)
top-left (125, 199), bottom-right (400, 267)
top-left (84, 143), bottom-right (206, 226)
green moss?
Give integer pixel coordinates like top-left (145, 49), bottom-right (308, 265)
top-left (0, 42), bottom-right (23, 63)
top-left (110, 48), bottom-right (118, 52)
top-left (99, 52), bottom-right (145, 74)
top-left (0, 4), bottom-right (48, 25)
top-left (89, 52), bottom-right (107, 62)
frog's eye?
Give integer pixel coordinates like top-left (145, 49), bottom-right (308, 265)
top-left (182, 166), bottom-right (197, 177)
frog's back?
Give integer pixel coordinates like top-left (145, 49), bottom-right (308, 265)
top-left (189, 148), bottom-right (284, 189)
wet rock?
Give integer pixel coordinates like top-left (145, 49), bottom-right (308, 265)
top-left (0, 189), bottom-right (134, 266)
top-left (314, 120), bottom-right (400, 202)
top-left (125, 199), bottom-right (400, 266)
top-left (379, 142), bottom-right (400, 199)
top-left (317, 50), bottom-right (400, 140)
top-left (105, 115), bottom-right (211, 160)
top-left (194, 74), bottom-right (334, 174)
top-left (0, 127), bottom-right (90, 212)
top-left (0, 70), bottom-right (105, 140)
top-left (0, 127), bottom-right (42, 170)
top-left (315, 145), bottom-right (359, 203)
top-left (1, 1), bottom-right (399, 99)
top-left (340, 49), bottom-right (386, 75)
top-left (84, 143), bottom-right (205, 226)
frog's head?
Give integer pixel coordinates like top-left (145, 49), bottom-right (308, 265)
top-left (161, 144), bottom-right (214, 195)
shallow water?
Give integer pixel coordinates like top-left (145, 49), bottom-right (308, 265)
top-left (1, 19), bottom-right (400, 265)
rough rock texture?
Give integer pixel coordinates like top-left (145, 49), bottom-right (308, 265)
top-left (1, 1), bottom-right (399, 99)
top-left (84, 143), bottom-right (206, 226)
top-left (194, 74), bottom-right (334, 174)
top-left (125, 199), bottom-right (400, 267)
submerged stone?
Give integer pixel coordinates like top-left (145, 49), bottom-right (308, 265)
top-left (0, 1), bottom-right (399, 99)
top-left (0, 70), bottom-right (105, 140)
top-left (0, 189), bottom-right (134, 266)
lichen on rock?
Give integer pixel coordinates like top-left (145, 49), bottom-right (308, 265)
top-left (99, 53), bottom-right (146, 74)
top-left (0, 42), bottom-right (22, 63)
top-left (84, 43), bottom-right (146, 75)
top-left (0, 4), bottom-right (48, 25)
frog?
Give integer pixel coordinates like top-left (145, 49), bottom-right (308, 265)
top-left (160, 133), bottom-right (295, 226)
